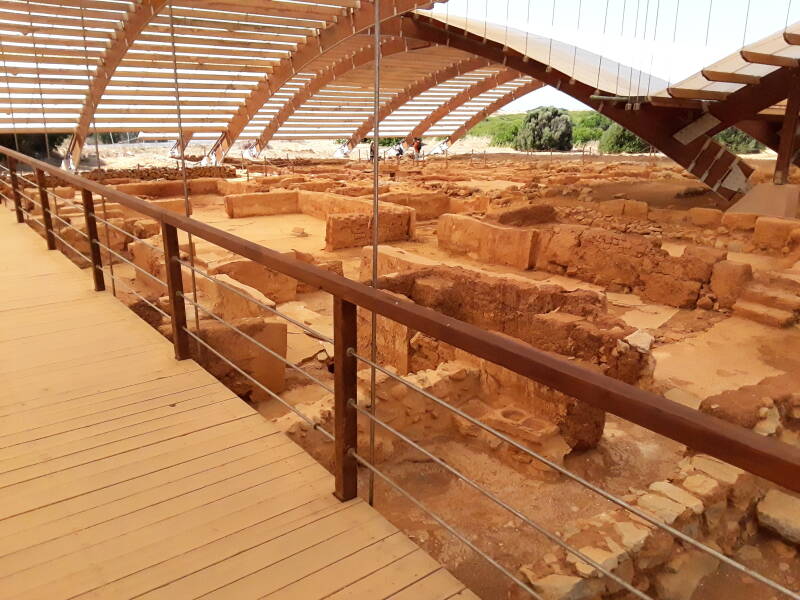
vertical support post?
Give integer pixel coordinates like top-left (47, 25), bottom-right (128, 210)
top-left (35, 168), bottom-right (55, 249)
top-left (333, 297), bottom-right (358, 501)
top-left (161, 221), bottom-right (190, 360)
top-left (774, 70), bottom-right (800, 185)
top-left (81, 188), bottom-right (105, 292)
top-left (8, 157), bottom-right (23, 223)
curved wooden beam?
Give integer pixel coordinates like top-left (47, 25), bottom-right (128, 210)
top-left (401, 68), bottom-right (535, 145)
top-left (344, 56), bottom-right (492, 149)
top-left (446, 79), bottom-right (543, 145)
top-left (65, 0), bottom-right (169, 169)
top-left (208, 0), bottom-right (439, 164)
top-left (400, 14), bottom-right (753, 204)
top-left (251, 36), bottom-right (426, 156)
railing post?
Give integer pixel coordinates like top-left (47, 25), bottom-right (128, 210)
top-left (161, 221), bottom-right (190, 360)
top-left (8, 157), bottom-right (23, 223)
top-left (333, 297), bottom-right (358, 501)
top-left (35, 168), bottom-right (56, 250)
top-left (81, 189), bottom-right (105, 292)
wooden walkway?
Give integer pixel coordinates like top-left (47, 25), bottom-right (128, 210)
top-left (0, 213), bottom-right (476, 600)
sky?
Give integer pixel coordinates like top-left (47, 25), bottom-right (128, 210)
top-left (430, 0), bottom-right (800, 112)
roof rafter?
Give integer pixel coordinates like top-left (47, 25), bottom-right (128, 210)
top-left (64, 0), bottom-right (169, 169)
top-left (344, 55), bottom-right (492, 148)
top-left (207, 0), bottom-right (443, 164)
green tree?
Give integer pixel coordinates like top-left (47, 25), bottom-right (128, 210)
top-left (513, 107), bottom-right (573, 151)
top-left (0, 133), bottom-right (69, 159)
top-left (713, 127), bottom-right (763, 154)
top-left (598, 123), bottom-right (650, 153)
top-left (572, 111), bottom-right (612, 145)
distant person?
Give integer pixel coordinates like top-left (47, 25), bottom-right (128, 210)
top-left (369, 140), bottom-right (376, 161)
top-left (391, 143), bottom-right (404, 157)
top-left (413, 138), bottom-right (423, 156)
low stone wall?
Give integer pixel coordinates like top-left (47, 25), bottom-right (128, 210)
top-left (223, 189), bottom-right (299, 217)
top-left (376, 190), bottom-right (450, 220)
top-left (113, 177), bottom-right (219, 198)
top-left (325, 211), bottom-right (413, 250)
top-left (438, 216), bottom-right (729, 308)
top-left (522, 453), bottom-right (763, 600)
top-left (438, 213), bottom-right (539, 270)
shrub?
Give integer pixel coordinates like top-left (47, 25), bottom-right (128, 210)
top-left (598, 123), bottom-right (650, 153)
top-left (572, 111), bottom-right (612, 146)
top-left (714, 127), bottom-right (763, 154)
top-left (513, 106), bottom-right (573, 151)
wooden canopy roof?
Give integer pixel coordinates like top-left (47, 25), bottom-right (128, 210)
top-left (0, 1), bottom-right (795, 168)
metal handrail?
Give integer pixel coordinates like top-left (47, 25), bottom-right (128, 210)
top-left (1, 144), bottom-right (798, 492)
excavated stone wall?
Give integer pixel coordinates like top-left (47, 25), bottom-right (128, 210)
top-left (522, 453), bottom-right (764, 600)
top-left (357, 265), bottom-right (654, 453)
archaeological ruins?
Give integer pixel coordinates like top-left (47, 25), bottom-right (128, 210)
top-left (0, 2), bottom-right (799, 600)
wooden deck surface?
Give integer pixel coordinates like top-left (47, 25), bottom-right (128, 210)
top-left (0, 213), bottom-right (476, 600)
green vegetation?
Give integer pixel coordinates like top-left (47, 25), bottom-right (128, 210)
top-left (469, 113), bottom-right (524, 146)
top-left (571, 111), bottom-right (612, 146)
top-left (714, 127), bottom-right (764, 154)
top-left (598, 123), bottom-right (651, 154)
top-left (513, 107), bottom-right (573, 152)
top-left (467, 110), bottom-right (764, 155)
top-left (0, 133), bottom-right (69, 158)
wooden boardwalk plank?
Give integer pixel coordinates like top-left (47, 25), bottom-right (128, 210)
top-left (0, 212), bottom-right (472, 599)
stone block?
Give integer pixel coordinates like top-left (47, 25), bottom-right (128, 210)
top-left (116, 198), bottom-right (186, 219)
top-left (641, 272), bottom-right (701, 308)
top-left (447, 194), bottom-right (489, 213)
top-left (325, 211), bottom-right (411, 250)
top-left (623, 199), bottom-right (649, 219)
top-left (597, 198), bottom-right (625, 216)
top-left (688, 207), bottom-right (723, 228)
top-left (130, 236), bottom-right (166, 294)
top-left (437, 213), bottom-right (538, 270)
top-left (490, 203), bottom-right (556, 226)
top-left (209, 258), bottom-right (297, 303)
top-left (682, 245), bottom-right (727, 265)
top-left (359, 245), bottom-right (440, 282)
top-left (379, 190), bottom-right (450, 220)
top-left (710, 260), bottom-right (752, 308)
top-left (535, 225), bottom-right (587, 272)
top-left (649, 208), bottom-right (689, 224)
top-left (753, 216), bottom-right (800, 249)
top-left (188, 317), bottom-right (287, 398)
top-left (197, 273), bottom-right (276, 321)
top-left (115, 179), bottom-right (185, 198)
top-left (223, 189), bottom-right (299, 218)
top-left (721, 211), bottom-right (759, 231)
top-left (757, 489), bottom-right (800, 544)
top-left (289, 178), bottom-right (339, 192)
